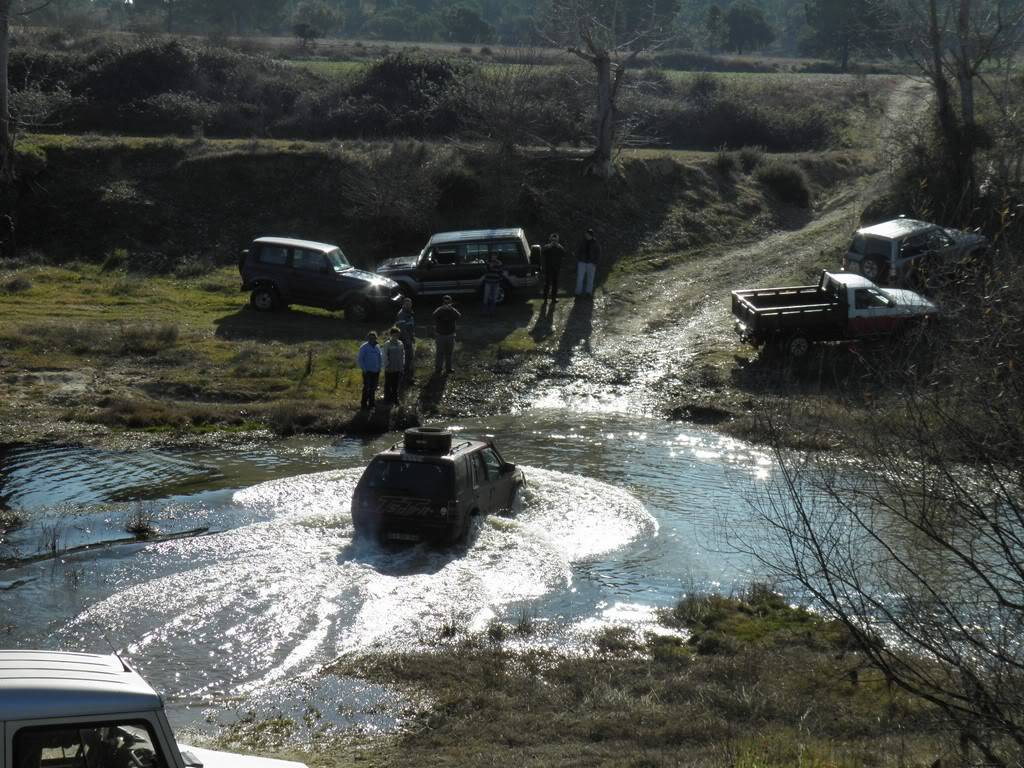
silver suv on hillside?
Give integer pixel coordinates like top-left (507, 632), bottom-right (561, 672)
top-left (843, 217), bottom-right (987, 287)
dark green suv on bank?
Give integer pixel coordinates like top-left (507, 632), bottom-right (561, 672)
top-left (351, 428), bottom-right (526, 546)
top-left (239, 236), bottom-right (402, 320)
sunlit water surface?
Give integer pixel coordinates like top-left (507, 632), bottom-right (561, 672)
top-left (0, 411), bottom-right (775, 739)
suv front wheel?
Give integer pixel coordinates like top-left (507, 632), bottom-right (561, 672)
top-left (345, 297), bottom-right (373, 322)
top-left (251, 286), bottom-right (280, 312)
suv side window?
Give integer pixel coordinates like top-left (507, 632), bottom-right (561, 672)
top-left (480, 448), bottom-right (502, 481)
top-left (469, 454), bottom-right (482, 489)
top-left (464, 243), bottom-right (490, 263)
top-left (900, 234), bottom-right (929, 259)
top-left (292, 249), bottom-right (326, 272)
top-left (256, 245), bottom-right (288, 265)
top-left (14, 721), bottom-right (168, 768)
top-left (491, 241), bottom-right (521, 262)
top-left (430, 245), bottom-right (460, 266)
top-left (927, 229), bottom-right (954, 249)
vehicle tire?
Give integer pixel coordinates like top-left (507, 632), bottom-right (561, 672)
top-left (787, 335), bottom-right (811, 358)
top-left (458, 511), bottom-right (482, 547)
top-left (345, 298), bottom-right (373, 322)
top-left (860, 257), bottom-right (886, 283)
top-left (403, 427), bottom-right (453, 454)
top-left (508, 483), bottom-right (524, 516)
top-left (250, 286), bottom-right (279, 312)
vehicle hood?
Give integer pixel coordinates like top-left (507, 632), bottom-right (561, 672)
top-left (377, 255), bottom-right (418, 272)
top-left (881, 288), bottom-right (938, 313)
top-left (348, 268), bottom-right (397, 288)
top-left (944, 227), bottom-right (988, 246)
top-left (177, 745), bottom-right (307, 768)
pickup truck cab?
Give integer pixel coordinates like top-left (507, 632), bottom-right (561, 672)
top-left (731, 270), bottom-right (937, 357)
top-left (0, 650), bottom-right (305, 768)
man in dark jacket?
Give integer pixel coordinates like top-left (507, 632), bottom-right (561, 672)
top-left (575, 228), bottom-right (601, 297)
top-left (433, 295), bottom-right (461, 374)
top-left (541, 233), bottom-right (567, 302)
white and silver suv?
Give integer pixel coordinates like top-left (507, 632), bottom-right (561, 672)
top-left (0, 651), bottom-right (305, 768)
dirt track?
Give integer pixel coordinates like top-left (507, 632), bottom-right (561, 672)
top-left (443, 77), bottom-right (933, 422)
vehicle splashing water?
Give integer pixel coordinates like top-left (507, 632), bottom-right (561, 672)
top-left (0, 411), bottom-right (773, 738)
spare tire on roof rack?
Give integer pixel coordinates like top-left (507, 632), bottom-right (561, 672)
top-left (404, 427), bottom-right (453, 454)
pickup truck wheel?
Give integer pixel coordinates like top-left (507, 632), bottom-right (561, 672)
top-left (787, 335), bottom-right (811, 358)
top-left (250, 287), bottom-right (279, 312)
top-left (861, 257), bottom-right (885, 283)
top-left (345, 298), bottom-right (372, 322)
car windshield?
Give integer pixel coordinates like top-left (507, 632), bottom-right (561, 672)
top-left (361, 458), bottom-right (453, 498)
top-left (326, 248), bottom-right (351, 270)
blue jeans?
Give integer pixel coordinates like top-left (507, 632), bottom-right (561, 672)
top-left (483, 281), bottom-right (501, 312)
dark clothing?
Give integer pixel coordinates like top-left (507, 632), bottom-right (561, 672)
top-left (542, 242), bottom-right (567, 272)
top-left (435, 334), bottom-right (455, 373)
top-left (433, 304), bottom-right (461, 336)
top-left (543, 267), bottom-right (560, 301)
top-left (483, 259), bottom-right (504, 284)
top-left (361, 371), bottom-right (380, 409)
top-left (384, 371), bottom-right (402, 403)
top-left (396, 306), bottom-right (415, 377)
top-left (577, 237), bottom-right (601, 264)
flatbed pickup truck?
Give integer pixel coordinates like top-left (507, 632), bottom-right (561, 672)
top-left (0, 650), bottom-right (306, 768)
top-left (731, 270), bottom-right (937, 357)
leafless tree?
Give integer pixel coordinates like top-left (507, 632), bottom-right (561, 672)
top-left (738, 270), bottom-right (1024, 765)
top-left (543, 0), bottom-right (676, 178)
top-left (1, 0), bottom-right (53, 183)
top-left (900, 0), bottom-right (1024, 214)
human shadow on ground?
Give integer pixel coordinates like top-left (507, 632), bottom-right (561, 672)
top-left (554, 296), bottom-right (595, 367)
top-left (530, 299), bottom-right (558, 342)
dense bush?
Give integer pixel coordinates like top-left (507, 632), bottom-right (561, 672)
top-left (754, 161), bottom-right (812, 207)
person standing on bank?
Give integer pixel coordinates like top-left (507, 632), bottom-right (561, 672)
top-left (357, 331), bottom-right (382, 410)
top-left (541, 233), bottom-right (566, 302)
top-left (382, 326), bottom-right (405, 404)
top-left (575, 228), bottom-right (601, 298)
top-left (433, 295), bottom-right (461, 375)
top-left (396, 296), bottom-right (415, 382)
top-left (482, 254), bottom-right (504, 315)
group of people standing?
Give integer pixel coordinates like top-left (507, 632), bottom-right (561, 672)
top-left (539, 228), bottom-right (601, 301)
top-left (356, 228), bottom-right (602, 410)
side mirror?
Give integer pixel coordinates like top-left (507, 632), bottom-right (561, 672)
top-left (424, 258), bottom-right (434, 269)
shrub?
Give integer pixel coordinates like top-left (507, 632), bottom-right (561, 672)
top-left (714, 145), bottom-right (737, 175)
top-left (688, 72), bottom-right (721, 108)
top-left (737, 145), bottom-right (764, 173)
top-left (755, 161), bottom-right (811, 207)
top-left (3, 275), bottom-right (31, 293)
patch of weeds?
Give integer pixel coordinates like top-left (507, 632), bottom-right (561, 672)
top-left (101, 247), bottom-right (128, 272)
top-left (13, 320), bottom-right (178, 356)
top-left (486, 620), bottom-right (508, 643)
top-left (109, 275), bottom-right (146, 296)
top-left (438, 613), bottom-right (465, 640)
top-left (714, 145), bottom-right (737, 175)
top-left (738, 145), bottom-right (765, 173)
top-left (594, 626), bottom-right (642, 655)
top-left (755, 161), bottom-right (811, 207)
top-left (496, 329), bottom-right (538, 357)
top-left (514, 606), bottom-right (536, 637)
top-left (125, 503), bottom-right (157, 539)
top-left (3, 275), bottom-right (32, 293)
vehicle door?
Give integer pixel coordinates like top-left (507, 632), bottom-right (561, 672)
top-left (848, 286), bottom-right (898, 336)
top-left (251, 243), bottom-right (290, 293)
top-left (477, 447), bottom-right (508, 513)
top-left (895, 233), bottom-right (930, 282)
top-left (921, 227), bottom-right (957, 282)
top-left (290, 248), bottom-right (339, 309)
top-left (460, 242), bottom-right (491, 291)
top-left (491, 240), bottom-right (525, 281)
top-left (9, 714), bottom-right (179, 768)
top-left (419, 244), bottom-right (462, 295)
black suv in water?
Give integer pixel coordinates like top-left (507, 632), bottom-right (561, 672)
top-left (352, 428), bottom-right (526, 546)
top-left (239, 236), bottom-right (402, 320)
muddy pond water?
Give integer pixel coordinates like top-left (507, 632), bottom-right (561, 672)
top-left (0, 409), bottom-right (778, 739)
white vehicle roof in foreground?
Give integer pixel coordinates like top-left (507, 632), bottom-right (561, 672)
top-left (856, 219), bottom-right (933, 239)
top-left (252, 236), bottom-right (338, 252)
top-left (0, 650), bottom-right (162, 720)
top-left (428, 228), bottom-right (525, 245)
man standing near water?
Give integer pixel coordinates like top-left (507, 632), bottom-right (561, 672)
top-left (396, 297), bottom-right (415, 382)
top-left (357, 331), bottom-right (382, 409)
top-left (575, 228), bottom-right (601, 298)
top-left (433, 295), bottom-right (460, 375)
top-left (541, 233), bottom-right (566, 302)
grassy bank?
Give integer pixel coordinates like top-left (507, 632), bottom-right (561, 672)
top-left (221, 589), bottom-right (941, 768)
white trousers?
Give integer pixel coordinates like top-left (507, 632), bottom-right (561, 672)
top-left (575, 262), bottom-right (596, 295)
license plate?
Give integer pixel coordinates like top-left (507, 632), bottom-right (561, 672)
top-left (387, 532), bottom-right (421, 542)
